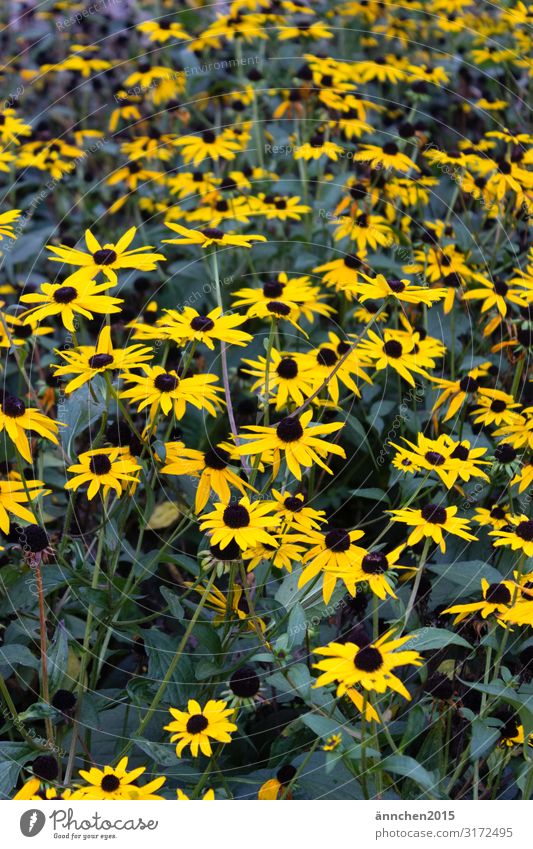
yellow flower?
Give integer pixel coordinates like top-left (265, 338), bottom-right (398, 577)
top-left (314, 630), bottom-right (423, 701)
top-left (158, 306), bottom-right (252, 349)
top-left (163, 222), bottom-right (266, 249)
top-left (120, 365), bottom-right (224, 429)
top-left (0, 395), bottom-right (62, 463)
top-left (199, 495), bottom-right (278, 552)
top-left (72, 757), bottom-right (165, 800)
top-left (389, 504), bottom-right (477, 553)
top-left (65, 448), bottom-right (141, 501)
top-left (0, 477), bottom-right (49, 534)
top-left (161, 441), bottom-right (256, 513)
top-left (236, 410), bottom-right (346, 480)
top-left (165, 699), bottom-right (237, 757)
top-left (20, 278), bottom-right (123, 332)
top-left (51, 325), bottom-right (153, 393)
top-left (46, 226), bottom-right (165, 284)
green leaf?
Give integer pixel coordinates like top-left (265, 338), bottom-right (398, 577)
top-left (287, 604), bottom-right (306, 649)
top-left (159, 586), bottom-right (184, 620)
top-left (404, 627), bottom-right (472, 651)
top-left (470, 718), bottom-right (501, 761)
top-left (349, 487), bottom-right (390, 506)
top-left (0, 743), bottom-right (36, 799)
top-left (47, 622), bottom-right (69, 692)
top-left (0, 644), bottom-right (39, 671)
top-left (381, 755), bottom-right (438, 794)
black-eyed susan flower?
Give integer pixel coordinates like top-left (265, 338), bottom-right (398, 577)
top-left (163, 222), bottom-right (266, 249)
top-left (0, 477), bottom-right (49, 534)
top-left (159, 306), bottom-right (252, 349)
top-left (243, 534), bottom-right (306, 573)
top-left (333, 212), bottom-right (393, 251)
top-left (161, 440), bottom-right (255, 513)
top-left (389, 504), bottom-right (477, 553)
top-left (429, 364), bottom-right (492, 421)
top-left (173, 129), bottom-right (241, 165)
top-left (137, 19), bottom-right (190, 43)
top-left (241, 349), bottom-right (315, 410)
top-left (65, 448), bottom-right (141, 501)
top-left (390, 433), bottom-right (490, 489)
top-left (314, 630), bottom-right (423, 701)
top-left (270, 488), bottom-right (326, 532)
top-left (199, 495), bottom-right (278, 552)
top-left (511, 460), bottom-right (533, 494)
top-left (0, 209), bottom-right (21, 240)
top-left (473, 503), bottom-right (512, 530)
top-left (20, 279), bottom-right (124, 332)
top-left (46, 227), bottom-right (165, 285)
top-left (470, 388), bottom-right (522, 428)
top-left (120, 365), bottom-right (224, 428)
top-left (351, 544), bottom-right (407, 600)
top-left (0, 395), bottom-right (61, 463)
top-left (237, 411), bottom-right (345, 480)
top-left (232, 272), bottom-right (333, 324)
top-left (489, 516), bottom-right (533, 558)
top-left (258, 764), bottom-right (297, 800)
top-left (165, 699), bottom-right (237, 757)
top-left (14, 777), bottom-right (74, 800)
top-left (51, 326), bottom-right (153, 393)
top-left (72, 758), bottom-right (165, 800)
top-left (176, 789), bottom-right (215, 800)
top-left (297, 527), bottom-right (366, 603)
top-left (493, 408), bottom-right (533, 451)
top-left (353, 142), bottom-right (420, 174)
top-left (443, 578), bottom-right (517, 626)
top-left (357, 329), bottom-right (431, 386)
top-left (356, 272), bottom-right (447, 307)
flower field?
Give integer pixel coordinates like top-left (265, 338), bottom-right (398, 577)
top-left (0, 0), bottom-right (532, 802)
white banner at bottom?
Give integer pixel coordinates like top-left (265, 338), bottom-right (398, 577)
top-left (3, 800), bottom-right (530, 848)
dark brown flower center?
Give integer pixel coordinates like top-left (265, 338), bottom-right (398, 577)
top-left (325, 528), bottom-right (350, 552)
top-left (485, 583), bottom-right (512, 604)
top-left (490, 400), bottom-right (507, 413)
top-left (101, 774), bottom-right (120, 792)
top-left (451, 444), bottom-right (469, 461)
top-left (204, 446), bottom-right (230, 470)
top-left (190, 315), bottom-right (215, 332)
top-left (516, 520), bottom-right (533, 542)
top-left (3, 395), bottom-right (26, 417)
top-left (387, 278), bottom-right (405, 293)
top-left (276, 357), bottom-right (298, 379)
top-left (459, 375), bottom-right (479, 393)
top-left (354, 645), bottom-right (383, 672)
top-left (88, 353), bottom-right (114, 368)
top-left (317, 347), bottom-right (337, 367)
top-left (383, 339), bottom-right (403, 358)
top-left (267, 301), bottom-right (291, 316)
top-left (223, 504), bottom-right (250, 528)
top-left (263, 279), bottom-right (284, 298)
top-left (230, 666), bottom-right (260, 698)
top-left (93, 248), bottom-right (117, 266)
top-left (200, 227), bottom-right (224, 240)
top-left (186, 713), bottom-right (209, 733)
top-left (53, 285), bottom-right (78, 304)
top-left (276, 416), bottom-right (303, 442)
top-left (284, 496), bottom-right (303, 512)
top-left (421, 503), bottom-right (447, 524)
top-left (361, 551), bottom-right (388, 574)
top-left (89, 454), bottom-right (112, 475)
top-left (154, 372), bottom-right (179, 392)
top-left (425, 451), bottom-right (445, 466)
